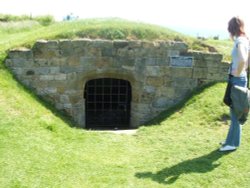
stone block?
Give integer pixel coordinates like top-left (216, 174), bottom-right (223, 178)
top-left (122, 65), bottom-right (135, 71)
top-left (128, 40), bottom-right (142, 48)
top-left (43, 87), bottom-right (57, 94)
top-left (203, 53), bottom-right (223, 62)
top-left (48, 58), bottom-right (67, 66)
top-left (71, 38), bottom-right (91, 48)
top-left (67, 72), bottom-right (78, 80)
top-left (156, 58), bottom-right (169, 66)
top-left (193, 67), bottom-right (208, 78)
top-left (54, 74), bottom-right (67, 81)
top-left (194, 60), bottom-right (207, 68)
top-left (141, 41), bottom-right (154, 48)
top-left (40, 75), bottom-right (54, 81)
top-left (167, 50), bottom-right (179, 57)
top-left (25, 69), bottom-right (35, 76)
top-left (102, 47), bottom-right (114, 57)
top-left (80, 56), bottom-right (97, 65)
top-left (8, 48), bottom-right (33, 59)
top-left (145, 66), bottom-right (163, 76)
top-left (145, 57), bottom-right (157, 65)
top-left (207, 67), bottom-right (219, 73)
top-left (11, 58), bottom-right (33, 67)
top-left (36, 67), bottom-right (50, 75)
top-left (10, 67), bottom-right (23, 75)
top-left (50, 67), bottom-right (60, 74)
top-left (59, 39), bottom-right (73, 56)
top-left (84, 47), bottom-right (102, 57)
top-left (114, 57), bottom-right (135, 66)
top-left (69, 94), bottom-right (83, 104)
top-left (113, 40), bottom-right (129, 48)
top-left (164, 77), bottom-right (173, 87)
top-left (72, 107), bottom-right (85, 127)
top-left (171, 42), bottom-right (188, 52)
top-left (152, 97), bottom-right (170, 108)
top-left (170, 67), bottom-right (193, 78)
top-left (146, 76), bottom-right (164, 87)
top-left (172, 78), bottom-right (198, 89)
top-left (160, 87), bottom-right (175, 98)
top-left (91, 39), bottom-right (113, 48)
top-left (67, 56), bottom-right (80, 66)
top-left (34, 59), bottom-right (49, 67)
top-left (60, 94), bottom-right (70, 103)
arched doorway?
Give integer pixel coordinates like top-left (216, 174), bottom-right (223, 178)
top-left (84, 78), bottom-right (131, 129)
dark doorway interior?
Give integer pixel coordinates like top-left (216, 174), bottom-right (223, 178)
top-left (84, 78), bottom-right (131, 129)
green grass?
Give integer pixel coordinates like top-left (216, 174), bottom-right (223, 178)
top-left (0, 17), bottom-right (216, 53)
top-left (205, 39), bottom-right (233, 61)
top-left (0, 14), bottom-right (55, 26)
top-left (0, 17), bottom-right (231, 62)
top-left (1, 77), bottom-right (250, 187)
top-left (1, 17), bottom-right (249, 188)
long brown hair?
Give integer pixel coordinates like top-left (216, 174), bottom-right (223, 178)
top-left (228, 17), bottom-right (246, 37)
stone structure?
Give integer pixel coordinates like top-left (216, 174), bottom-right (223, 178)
top-left (5, 39), bottom-right (229, 128)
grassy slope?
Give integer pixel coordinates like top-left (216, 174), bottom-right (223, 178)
top-left (0, 18), bottom-right (249, 187)
top-left (205, 39), bottom-right (233, 61)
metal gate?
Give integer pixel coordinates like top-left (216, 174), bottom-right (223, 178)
top-left (84, 78), bottom-right (131, 129)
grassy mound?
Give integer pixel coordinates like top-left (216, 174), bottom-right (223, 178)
top-left (1, 17), bottom-right (247, 188)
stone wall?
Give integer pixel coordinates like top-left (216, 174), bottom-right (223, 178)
top-left (5, 39), bottom-right (229, 128)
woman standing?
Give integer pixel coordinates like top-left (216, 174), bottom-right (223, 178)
top-left (220, 17), bottom-right (249, 152)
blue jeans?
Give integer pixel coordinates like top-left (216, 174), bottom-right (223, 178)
top-left (225, 76), bottom-right (247, 147)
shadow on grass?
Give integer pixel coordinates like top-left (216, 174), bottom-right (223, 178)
top-left (135, 149), bottom-right (230, 185)
top-left (145, 81), bottom-right (224, 126)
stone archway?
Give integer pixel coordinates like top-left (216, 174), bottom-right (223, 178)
top-left (84, 78), bottom-right (131, 129)
top-left (5, 39), bottom-right (227, 129)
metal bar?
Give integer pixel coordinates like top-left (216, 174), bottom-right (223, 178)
top-left (85, 78), bottom-right (131, 129)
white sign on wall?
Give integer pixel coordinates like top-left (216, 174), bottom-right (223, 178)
top-left (170, 56), bottom-right (193, 67)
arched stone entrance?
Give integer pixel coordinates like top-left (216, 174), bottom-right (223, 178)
top-left (5, 39), bottom-right (227, 129)
top-left (84, 78), bottom-right (131, 129)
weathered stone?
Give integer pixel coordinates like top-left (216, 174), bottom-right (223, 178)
top-left (5, 39), bottom-right (228, 129)
top-left (9, 58), bottom-right (33, 67)
top-left (91, 39), bottom-right (113, 48)
top-left (71, 38), bottom-right (92, 48)
top-left (85, 47), bottom-right (102, 57)
top-left (59, 39), bottom-right (73, 56)
top-left (172, 78), bottom-right (198, 89)
top-left (67, 56), bottom-right (80, 66)
top-left (34, 59), bottom-right (49, 66)
top-left (54, 74), bottom-right (67, 81)
top-left (167, 50), bottom-right (179, 57)
top-left (26, 70), bottom-right (35, 76)
top-left (146, 76), bottom-right (164, 86)
top-left (114, 40), bottom-right (129, 48)
top-left (8, 48), bottom-right (33, 59)
top-left (46, 40), bottom-right (59, 49)
top-left (170, 67), bottom-right (193, 78)
top-left (152, 97), bottom-right (169, 108)
top-left (102, 47), bottom-right (114, 57)
top-left (10, 67), bottom-right (23, 75)
top-left (40, 75), bottom-right (54, 81)
top-left (145, 66), bottom-right (162, 76)
top-left (193, 67), bottom-right (208, 78)
top-left (34, 67), bottom-right (49, 75)
top-left (160, 87), bottom-right (175, 98)
top-left (171, 42), bottom-right (188, 52)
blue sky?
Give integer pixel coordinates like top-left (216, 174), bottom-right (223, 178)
top-left (1, 0), bottom-right (250, 39)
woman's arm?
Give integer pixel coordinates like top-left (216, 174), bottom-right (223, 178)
top-left (235, 43), bottom-right (248, 76)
